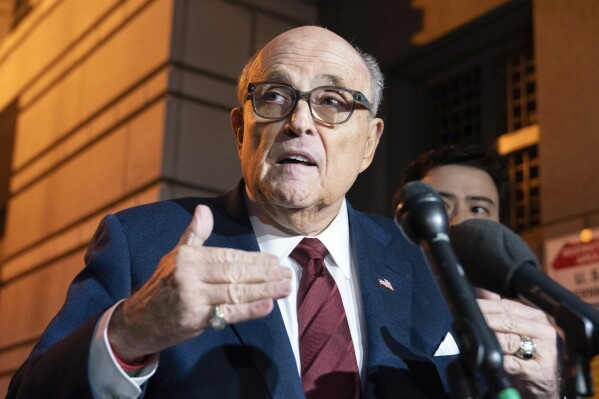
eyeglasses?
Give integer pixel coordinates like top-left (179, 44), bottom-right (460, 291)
top-left (246, 82), bottom-right (372, 125)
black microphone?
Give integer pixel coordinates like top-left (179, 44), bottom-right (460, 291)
top-left (450, 218), bottom-right (599, 397)
top-left (395, 181), bottom-right (517, 399)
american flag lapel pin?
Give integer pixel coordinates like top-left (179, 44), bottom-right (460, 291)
top-left (378, 277), bottom-right (394, 291)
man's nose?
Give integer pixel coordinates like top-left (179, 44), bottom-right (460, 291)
top-left (287, 99), bottom-right (314, 135)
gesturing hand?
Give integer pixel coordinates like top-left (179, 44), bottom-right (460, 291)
top-left (108, 204), bottom-right (293, 363)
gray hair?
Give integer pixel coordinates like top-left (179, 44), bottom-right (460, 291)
top-left (355, 47), bottom-right (384, 116)
top-left (236, 42), bottom-right (385, 117)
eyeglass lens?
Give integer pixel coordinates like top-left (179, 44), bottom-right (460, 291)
top-left (251, 84), bottom-right (355, 124)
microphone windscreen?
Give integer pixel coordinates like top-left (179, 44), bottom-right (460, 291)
top-left (396, 181), bottom-right (437, 205)
top-left (449, 219), bottom-right (539, 297)
top-left (394, 181), bottom-right (448, 242)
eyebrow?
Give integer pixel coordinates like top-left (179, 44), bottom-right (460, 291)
top-left (437, 192), bottom-right (456, 201)
top-left (465, 195), bottom-right (496, 206)
top-left (437, 191), bottom-right (496, 207)
top-left (319, 74), bottom-right (346, 87)
top-left (265, 71), bottom-right (292, 82)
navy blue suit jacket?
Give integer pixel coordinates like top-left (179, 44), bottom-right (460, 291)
top-left (8, 184), bottom-right (458, 398)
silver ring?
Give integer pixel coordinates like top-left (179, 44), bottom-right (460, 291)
top-left (208, 304), bottom-right (226, 330)
top-left (515, 336), bottom-right (536, 360)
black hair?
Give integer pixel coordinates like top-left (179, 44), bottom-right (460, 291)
top-left (398, 144), bottom-right (511, 224)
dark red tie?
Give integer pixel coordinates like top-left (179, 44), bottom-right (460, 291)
top-left (291, 238), bottom-right (360, 399)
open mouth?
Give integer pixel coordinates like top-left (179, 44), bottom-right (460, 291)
top-left (276, 155), bottom-right (316, 166)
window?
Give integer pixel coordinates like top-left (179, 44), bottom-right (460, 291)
top-left (430, 69), bottom-right (481, 146)
top-left (506, 144), bottom-right (540, 233)
top-left (506, 50), bottom-right (536, 131)
top-left (503, 49), bottom-right (540, 233)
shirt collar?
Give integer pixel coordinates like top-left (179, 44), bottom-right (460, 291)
top-left (246, 195), bottom-right (352, 280)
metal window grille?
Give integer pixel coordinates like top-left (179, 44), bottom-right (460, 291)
top-left (506, 144), bottom-right (540, 233)
top-left (430, 70), bottom-right (481, 146)
top-left (506, 50), bottom-right (536, 131)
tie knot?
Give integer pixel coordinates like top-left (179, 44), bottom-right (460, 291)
top-left (291, 238), bottom-right (328, 276)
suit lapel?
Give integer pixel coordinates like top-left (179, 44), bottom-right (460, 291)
top-left (348, 207), bottom-right (414, 370)
top-left (350, 205), bottom-right (452, 356)
top-left (204, 186), bottom-right (304, 399)
top-left (348, 206), bottom-right (455, 397)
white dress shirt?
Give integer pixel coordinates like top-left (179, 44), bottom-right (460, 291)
top-left (248, 198), bottom-right (366, 375)
top-left (88, 197), bottom-right (366, 398)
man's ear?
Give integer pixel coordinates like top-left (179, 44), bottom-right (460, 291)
top-left (230, 107), bottom-right (244, 153)
top-left (359, 117), bottom-right (384, 173)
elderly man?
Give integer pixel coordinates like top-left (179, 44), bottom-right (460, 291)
top-left (401, 144), bottom-right (560, 398)
top-left (9, 27), bottom-right (549, 398)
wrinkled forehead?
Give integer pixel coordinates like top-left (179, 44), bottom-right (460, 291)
top-left (248, 29), bottom-right (371, 93)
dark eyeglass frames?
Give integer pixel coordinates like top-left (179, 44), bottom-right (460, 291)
top-left (246, 82), bottom-right (372, 125)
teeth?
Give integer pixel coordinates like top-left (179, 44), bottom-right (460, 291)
top-left (287, 155), bottom-right (310, 163)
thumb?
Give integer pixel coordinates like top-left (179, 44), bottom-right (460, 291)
top-left (179, 204), bottom-right (214, 247)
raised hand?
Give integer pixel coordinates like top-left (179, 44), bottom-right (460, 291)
top-left (107, 204), bottom-right (293, 363)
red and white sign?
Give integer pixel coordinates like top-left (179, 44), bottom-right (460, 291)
top-left (545, 228), bottom-right (599, 307)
